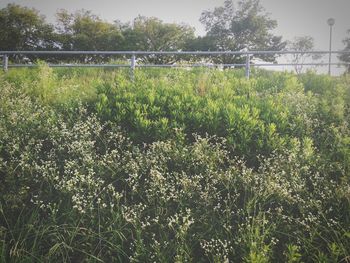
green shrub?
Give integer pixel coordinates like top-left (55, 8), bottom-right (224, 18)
top-left (1, 67), bottom-right (349, 262)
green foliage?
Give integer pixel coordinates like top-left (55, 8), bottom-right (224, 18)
top-left (284, 244), bottom-right (302, 263)
top-left (339, 29), bottom-right (350, 73)
top-left (96, 69), bottom-right (321, 166)
top-left (0, 5), bottom-right (196, 64)
top-left (198, 0), bottom-right (286, 64)
top-left (0, 2), bottom-right (289, 66)
top-left (0, 4), bottom-right (56, 66)
top-left (55, 9), bottom-right (124, 62)
top-left (287, 36), bottom-right (323, 74)
top-left (121, 16), bottom-right (195, 64)
top-left (1, 68), bottom-right (349, 262)
top-left (0, 4), bottom-right (55, 53)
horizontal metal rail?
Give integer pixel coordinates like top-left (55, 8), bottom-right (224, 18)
top-left (1, 50), bottom-right (350, 78)
top-left (8, 64), bottom-right (130, 68)
top-left (1, 50), bottom-right (349, 55)
top-left (253, 62), bottom-right (349, 67)
top-left (7, 62), bottom-right (349, 68)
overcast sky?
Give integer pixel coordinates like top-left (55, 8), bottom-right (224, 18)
top-left (1, 0), bottom-right (349, 73)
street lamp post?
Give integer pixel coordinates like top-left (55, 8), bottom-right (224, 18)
top-left (327, 18), bottom-right (335, 75)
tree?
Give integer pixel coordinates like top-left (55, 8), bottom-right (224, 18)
top-left (199, 0), bottom-right (286, 64)
top-left (0, 4), bottom-right (55, 61)
top-left (339, 30), bottom-right (350, 73)
top-left (288, 36), bottom-right (323, 74)
top-left (121, 16), bottom-right (195, 64)
top-left (55, 9), bottom-right (124, 62)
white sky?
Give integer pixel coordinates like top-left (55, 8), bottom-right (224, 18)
top-left (1, 0), bottom-right (349, 74)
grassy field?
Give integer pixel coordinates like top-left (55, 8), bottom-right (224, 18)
top-left (0, 65), bottom-right (349, 262)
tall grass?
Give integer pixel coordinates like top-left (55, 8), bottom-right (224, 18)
top-left (0, 65), bottom-right (349, 262)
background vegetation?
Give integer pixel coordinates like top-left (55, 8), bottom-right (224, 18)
top-left (0, 0), bottom-right (299, 65)
top-left (2, 0), bottom-right (349, 70)
top-left (1, 0), bottom-right (350, 261)
top-left (0, 65), bottom-right (349, 262)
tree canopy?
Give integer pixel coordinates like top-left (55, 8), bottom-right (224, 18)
top-left (198, 0), bottom-right (286, 64)
top-left (0, 4), bottom-right (55, 51)
top-left (121, 16), bottom-right (195, 52)
top-left (288, 36), bottom-right (323, 74)
top-left (339, 30), bottom-right (350, 73)
top-left (119, 16), bottom-right (195, 63)
top-left (53, 9), bottom-right (125, 62)
top-left (0, 1), bottom-right (290, 65)
top-left (55, 9), bottom-right (124, 51)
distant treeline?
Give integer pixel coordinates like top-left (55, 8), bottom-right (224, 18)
top-left (0, 1), bottom-right (287, 64)
top-left (0, 0), bottom-right (349, 68)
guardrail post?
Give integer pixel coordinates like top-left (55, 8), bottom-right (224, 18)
top-left (130, 53), bottom-right (136, 81)
top-left (3, 55), bottom-right (8, 72)
top-left (245, 52), bottom-right (250, 79)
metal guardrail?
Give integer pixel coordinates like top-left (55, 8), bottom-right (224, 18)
top-left (1, 50), bottom-right (350, 79)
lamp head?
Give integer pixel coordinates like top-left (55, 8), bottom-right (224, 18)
top-left (327, 18), bottom-right (335, 26)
